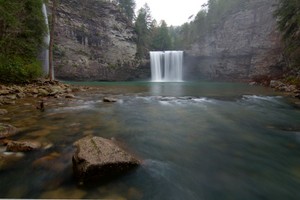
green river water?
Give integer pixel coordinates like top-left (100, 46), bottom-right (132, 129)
top-left (0, 81), bottom-right (300, 199)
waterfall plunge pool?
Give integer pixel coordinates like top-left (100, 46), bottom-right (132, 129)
top-left (0, 81), bottom-right (300, 199)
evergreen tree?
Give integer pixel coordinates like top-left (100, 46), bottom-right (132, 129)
top-left (169, 0), bottom-right (245, 49)
top-left (117, 0), bottom-right (136, 22)
top-left (135, 3), bottom-right (152, 58)
top-left (274, 0), bottom-right (300, 68)
top-left (151, 20), bottom-right (172, 51)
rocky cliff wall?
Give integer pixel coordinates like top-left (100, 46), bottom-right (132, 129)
top-left (185, 0), bottom-right (284, 81)
top-left (50, 0), bottom-right (149, 81)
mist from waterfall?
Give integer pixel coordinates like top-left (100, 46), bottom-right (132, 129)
top-left (150, 51), bottom-right (183, 82)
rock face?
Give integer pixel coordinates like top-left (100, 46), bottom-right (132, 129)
top-left (72, 136), bottom-right (140, 182)
top-left (50, 0), bottom-right (148, 81)
top-left (185, 0), bottom-right (283, 81)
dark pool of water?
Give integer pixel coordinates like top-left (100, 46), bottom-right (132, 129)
top-left (1, 81), bottom-right (300, 199)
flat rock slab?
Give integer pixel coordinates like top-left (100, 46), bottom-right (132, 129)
top-left (72, 136), bottom-right (140, 182)
top-left (0, 124), bottom-right (18, 139)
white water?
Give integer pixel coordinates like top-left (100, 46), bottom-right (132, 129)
top-left (41, 4), bottom-right (54, 79)
top-left (150, 51), bottom-right (183, 82)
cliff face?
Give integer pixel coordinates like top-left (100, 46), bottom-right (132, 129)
top-left (51, 0), bottom-right (149, 81)
top-left (185, 0), bottom-right (284, 81)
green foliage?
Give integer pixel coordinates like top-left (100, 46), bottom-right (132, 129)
top-left (151, 20), bottom-right (172, 51)
top-left (284, 75), bottom-right (300, 87)
top-left (135, 0), bottom-right (246, 57)
top-left (171, 0), bottom-right (244, 49)
top-left (135, 4), bottom-right (153, 58)
top-left (0, 0), bottom-right (46, 83)
top-left (0, 55), bottom-right (42, 83)
top-left (274, 0), bottom-right (300, 68)
top-left (117, 0), bottom-right (136, 22)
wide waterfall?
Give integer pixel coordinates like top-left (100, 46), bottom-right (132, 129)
top-left (150, 51), bottom-right (183, 82)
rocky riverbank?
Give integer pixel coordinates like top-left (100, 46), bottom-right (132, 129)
top-left (0, 79), bottom-right (90, 106)
top-left (0, 80), bottom-right (140, 185)
top-left (0, 79), bottom-right (89, 171)
top-left (249, 78), bottom-right (300, 99)
top-left (269, 80), bottom-right (300, 98)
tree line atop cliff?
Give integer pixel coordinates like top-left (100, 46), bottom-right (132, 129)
top-left (133, 0), bottom-right (300, 75)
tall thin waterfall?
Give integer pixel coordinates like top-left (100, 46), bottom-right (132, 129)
top-left (41, 4), bottom-right (53, 78)
top-left (150, 51), bottom-right (183, 82)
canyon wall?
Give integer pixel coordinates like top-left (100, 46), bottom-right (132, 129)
top-left (51, 0), bottom-right (149, 81)
top-left (185, 0), bottom-right (284, 81)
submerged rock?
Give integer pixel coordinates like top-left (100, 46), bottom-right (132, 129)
top-left (72, 136), bottom-right (140, 182)
top-left (6, 140), bottom-right (42, 152)
top-left (0, 124), bottom-right (18, 139)
top-left (0, 109), bottom-right (8, 115)
top-left (65, 94), bottom-right (75, 99)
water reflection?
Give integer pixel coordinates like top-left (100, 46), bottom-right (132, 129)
top-left (149, 82), bottom-right (184, 97)
top-left (0, 82), bottom-right (300, 199)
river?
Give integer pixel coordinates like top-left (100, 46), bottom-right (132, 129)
top-left (1, 81), bottom-right (300, 199)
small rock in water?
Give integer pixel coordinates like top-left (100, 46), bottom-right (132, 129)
top-left (0, 109), bottom-right (8, 115)
top-left (128, 187), bottom-right (143, 200)
top-left (249, 82), bottom-right (257, 86)
top-left (0, 123), bottom-right (18, 139)
top-left (32, 152), bottom-right (64, 171)
top-left (65, 94), bottom-right (75, 99)
top-left (1, 118), bottom-right (11, 122)
top-left (72, 136), bottom-right (140, 183)
top-left (103, 97), bottom-right (118, 102)
top-left (6, 140), bottom-right (42, 152)
top-left (36, 100), bottom-right (45, 112)
top-left (40, 187), bottom-right (87, 199)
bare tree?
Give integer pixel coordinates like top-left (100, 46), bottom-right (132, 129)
top-left (49, 0), bottom-right (57, 80)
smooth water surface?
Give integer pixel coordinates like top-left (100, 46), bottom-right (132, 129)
top-left (1, 81), bottom-right (300, 199)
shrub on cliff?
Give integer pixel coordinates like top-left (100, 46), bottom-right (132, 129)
top-left (0, 0), bottom-right (46, 83)
top-left (274, 0), bottom-right (300, 70)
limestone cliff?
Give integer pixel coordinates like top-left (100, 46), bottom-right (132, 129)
top-left (50, 0), bottom-right (149, 81)
top-left (185, 0), bottom-right (284, 81)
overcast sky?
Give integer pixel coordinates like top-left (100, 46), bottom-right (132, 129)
top-left (135, 0), bottom-right (208, 26)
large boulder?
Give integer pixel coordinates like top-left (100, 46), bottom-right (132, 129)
top-left (0, 124), bottom-right (18, 139)
top-left (72, 136), bottom-right (140, 183)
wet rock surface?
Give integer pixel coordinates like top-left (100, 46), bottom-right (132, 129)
top-left (103, 97), bottom-right (118, 103)
top-left (72, 136), bottom-right (140, 183)
top-left (0, 124), bottom-right (18, 139)
top-left (269, 80), bottom-right (300, 98)
top-left (6, 140), bottom-right (42, 152)
top-left (0, 109), bottom-right (8, 115)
